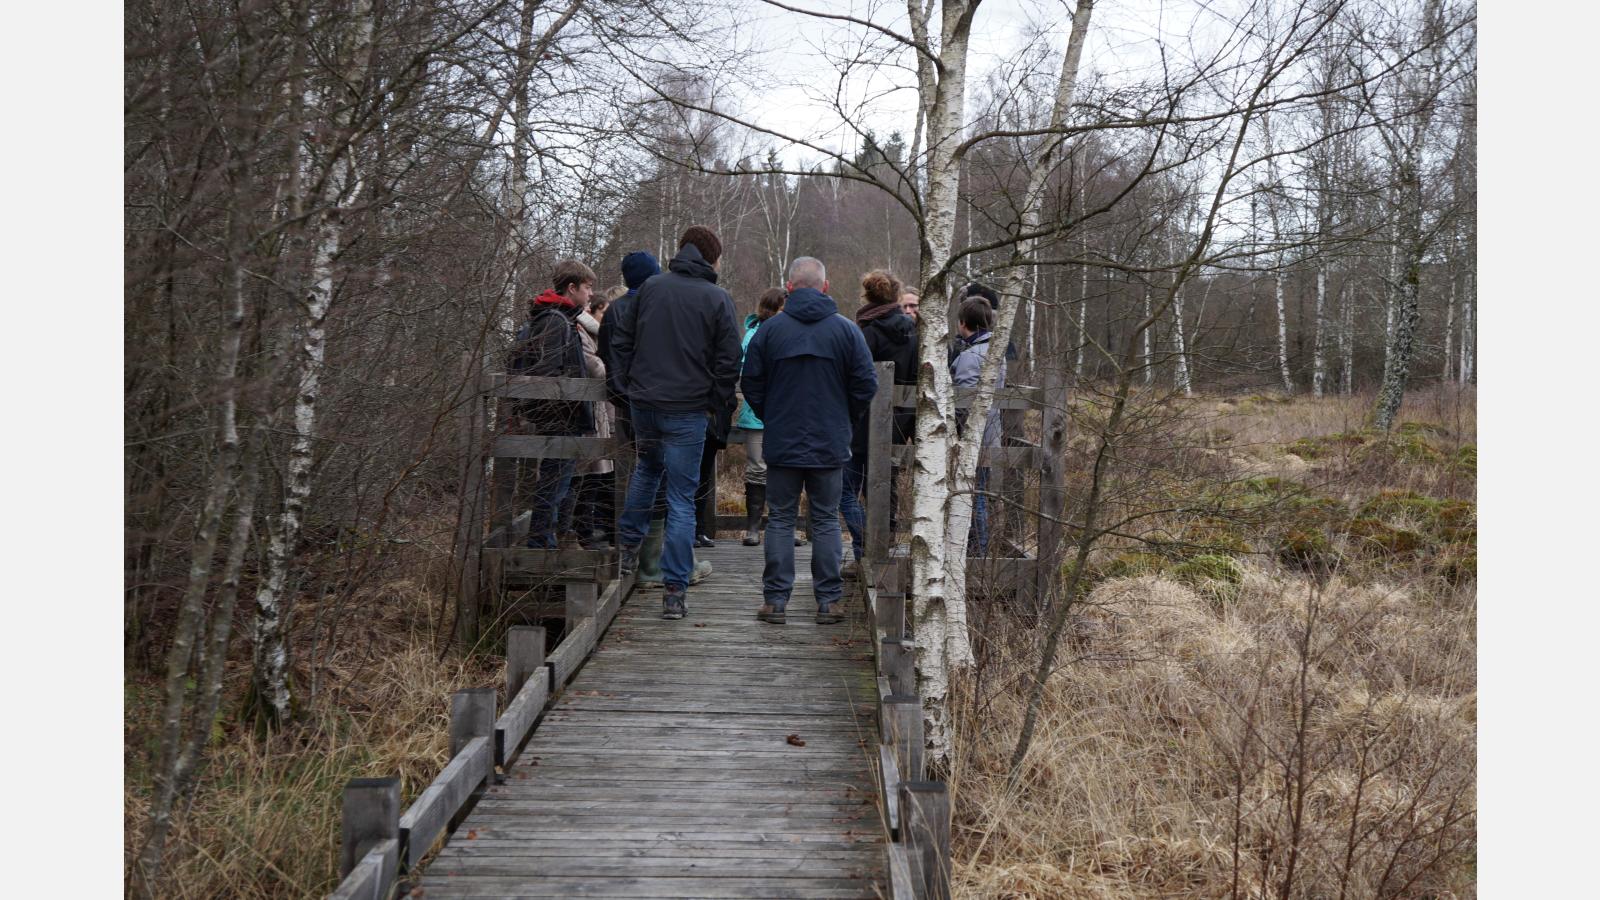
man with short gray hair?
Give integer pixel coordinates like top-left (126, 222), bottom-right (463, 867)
top-left (740, 256), bottom-right (877, 625)
top-left (786, 255), bottom-right (827, 288)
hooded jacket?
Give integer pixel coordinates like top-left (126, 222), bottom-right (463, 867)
top-left (609, 244), bottom-right (741, 415)
top-left (741, 287), bottom-right (878, 468)
top-left (852, 307), bottom-right (919, 457)
top-left (735, 313), bottom-right (766, 431)
top-left (509, 290), bottom-right (593, 435)
top-left (950, 330), bottom-right (1005, 450)
top-left (598, 251), bottom-right (661, 404)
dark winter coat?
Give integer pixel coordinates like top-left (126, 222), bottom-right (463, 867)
top-left (608, 244), bottom-right (742, 415)
top-left (741, 287), bottom-right (878, 469)
top-left (598, 289), bottom-right (635, 403)
top-left (509, 290), bottom-right (593, 435)
top-left (851, 307), bottom-right (919, 457)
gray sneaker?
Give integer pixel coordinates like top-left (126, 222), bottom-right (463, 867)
top-left (619, 543), bottom-right (640, 581)
top-left (662, 587), bottom-right (687, 620)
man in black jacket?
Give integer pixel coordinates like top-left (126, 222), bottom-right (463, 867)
top-left (510, 259), bottom-right (596, 549)
top-left (741, 256), bottom-right (877, 625)
top-left (609, 226), bottom-right (742, 619)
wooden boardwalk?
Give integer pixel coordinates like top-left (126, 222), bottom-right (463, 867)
top-left (418, 542), bottom-right (888, 898)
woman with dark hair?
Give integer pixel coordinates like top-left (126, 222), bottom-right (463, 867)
top-left (730, 288), bottom-right (788, 545)
top-left (841, 270), bottom-right (918, 563)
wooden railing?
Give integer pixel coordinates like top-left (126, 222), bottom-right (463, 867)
top-left (327, 567), bottom-right (628, 898)
top-left (857, 574), bottom-right (952, 899)
top-left (454, 363), bottom-right (626, 643)
top-left (865, 362), bottom-right (1069, 609)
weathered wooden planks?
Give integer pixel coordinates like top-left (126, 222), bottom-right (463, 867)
top-left (416, 543), bottom-right (887, 897)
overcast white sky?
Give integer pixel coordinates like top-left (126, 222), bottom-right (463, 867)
top-left (711, 0), bottom-right (1248, 165)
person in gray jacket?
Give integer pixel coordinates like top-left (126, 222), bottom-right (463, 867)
top-left (950, 297), bottom-right (1005, 554)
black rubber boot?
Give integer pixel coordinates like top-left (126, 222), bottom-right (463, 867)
top-left (742, 482), bottom-right (765, 546)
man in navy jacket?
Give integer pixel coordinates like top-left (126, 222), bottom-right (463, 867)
top-left (741, 256), bottom-right (877, 624)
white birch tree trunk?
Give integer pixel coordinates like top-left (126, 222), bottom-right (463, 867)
top-left (907, 0), bottom-right (1093, 767)
top-left (1312, 264), bottom-right (1328, 397)
top-left (1340, 280), bottom-right (1355, 395)
top-left (1275, 268), bottom-right (1293, 392)
top-left (1168, 227), bottom-right (1192, 395)
top-left (250, 1), bottom-right (374, 730)
top-left (1142, 285), bottom-right (1154, 385)
top-left (1442, 274), bottom-right (1455, 381)
top-left (1459, 269), bottom-right (1474, 383)
top-left (906, 0), bottom-right (978, 767)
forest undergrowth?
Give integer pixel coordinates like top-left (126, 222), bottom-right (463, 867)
top-left (123, 513), bottom-right (498, 898)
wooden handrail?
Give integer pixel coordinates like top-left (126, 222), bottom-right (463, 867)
top-left (860, 574), bottom-right (952, 899)
top-left (327, 574), bottom-right (630, 898)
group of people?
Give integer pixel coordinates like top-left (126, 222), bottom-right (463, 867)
top-left (509, 225), bottom-right (1006, 623)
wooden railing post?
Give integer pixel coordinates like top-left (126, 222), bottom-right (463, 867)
top-left (506, 625), bottom-right (547, 700)
top-left (882, 695), bottom-right (925, 782)
top-left (565, 581), bottom-right (598, 621)
top-left (450, 687), bottom-right (497, 758)
top-left (901, 781), bottom-right (952, 900)
top-left (448, 688), bottom-right (496, 831)
top-left (880, 639), bottom-right (915, 696)
top-left (340, 777), bottom-right (399, 878)
top-left (879, 592), bottom-right (906, 642)
top-left (865, 362), bottom-right (894, 566)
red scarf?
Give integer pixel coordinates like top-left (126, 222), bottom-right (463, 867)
top-left (532, 288), bottom-right (578, 310)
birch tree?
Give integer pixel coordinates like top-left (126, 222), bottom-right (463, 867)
top-left (1361, 0), bottom-right (1458, 430)
top-left (246, 0), bottom-right (377, 731)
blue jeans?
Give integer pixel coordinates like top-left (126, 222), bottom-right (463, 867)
top-left (764, 466), bottom-right (843, 610)
top-left (968, 466), bottom-right (991, 554)
top-left (840, 452), bottom-right (866, 562)
top-left (619, 405), bottom-right (707, 590)
top-left (528, 457), bottom-right (576, 548)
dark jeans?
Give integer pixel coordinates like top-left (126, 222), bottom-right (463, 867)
top-left (841, 449), bottom-right (900, 562)
top-left (968, 466), bottom-right (991, 554)
top-left (840, 452), bottom-right (866, 562)
top-left (763, 465), bottom-right (843, 611)
top-left (576, 471), bottom-right (615, 541)
top-left (695, 443), bottom-right (719, 537)
top-left (527, 457), bottom-right (576, 548)
top-left (619, 406), bottom-right (707, 590)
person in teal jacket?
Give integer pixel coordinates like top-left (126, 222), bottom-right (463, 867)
top-left (735, 288), bottom-right (787, 545)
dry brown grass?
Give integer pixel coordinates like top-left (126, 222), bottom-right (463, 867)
top-left (124, 523), bottom-right (499, 898)
top-left (952, 387), bottom-right (1477, 899)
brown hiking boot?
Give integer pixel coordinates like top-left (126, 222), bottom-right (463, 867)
top-left (815, 604), bottom-right (844, 625)
top-left (757, 603), bottom-right (787, 625)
